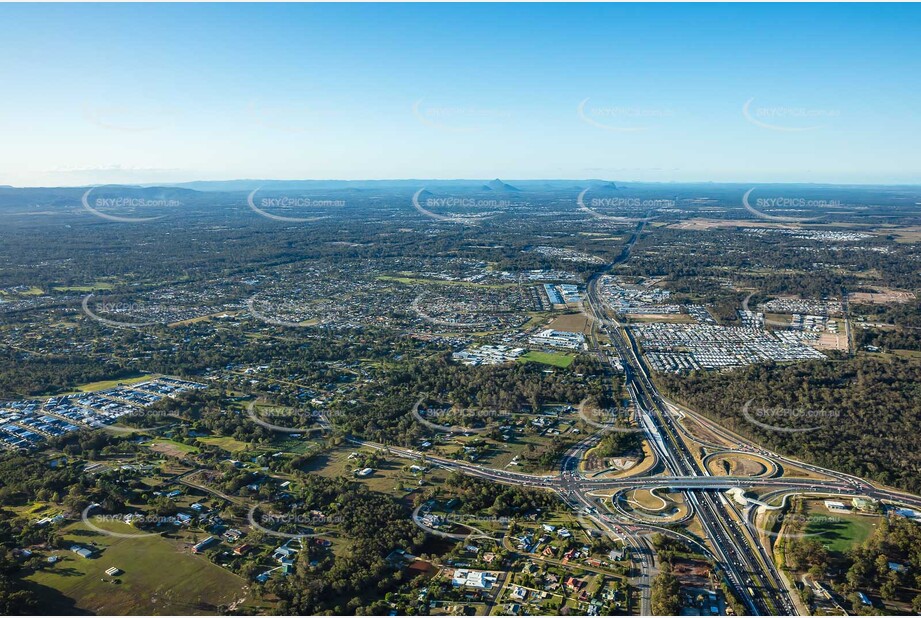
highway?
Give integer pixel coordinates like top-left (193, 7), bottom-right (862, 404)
top-left (584, 267), bottom-right (798, 615)
top-left (344, 220), bottom-right (921, 615)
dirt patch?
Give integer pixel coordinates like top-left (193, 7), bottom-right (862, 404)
top-left (148, 441), bottom-right (195, 459)
top-left (673, 558), bottom-right (712, 588)
top-left (806, 332), bottom-right (849, 351)
top-left (849, 289), bottom-right (915, 304)
top-left (583, 455), bottom-right (638, 473)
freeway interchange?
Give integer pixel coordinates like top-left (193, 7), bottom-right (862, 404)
top-left (357, 224), bottom-right (921, 616)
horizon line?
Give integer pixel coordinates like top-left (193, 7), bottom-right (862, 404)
top-left (4, 177), bottom-right (921, 190)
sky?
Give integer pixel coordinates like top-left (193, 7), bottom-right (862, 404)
top-left (1, 3), bottom-right (920, 187)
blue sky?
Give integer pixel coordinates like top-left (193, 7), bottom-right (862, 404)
top-left (1, 3), bottom-right (919, 186)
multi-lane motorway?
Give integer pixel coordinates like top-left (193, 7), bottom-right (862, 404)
top-left (356, 221), bottom-right (921, 615)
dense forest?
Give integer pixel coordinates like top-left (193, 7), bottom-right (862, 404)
top-left (660, 357), bottom-right (921, 493)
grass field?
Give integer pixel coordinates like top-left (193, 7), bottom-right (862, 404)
top-left (25, 520), bottom-right (249, 615)
top-left (519, 350), bottom-right (574, 368)
top-left (197, 436), bottom-right (251, 453)
top-left (2, 286), bottom-right (45, 296)
top-left (149, 439), bottom-right (199, 457)
top-left (805, 510), bottom-right (877, 553)
top-left (304, 447), bottom-right (407, 493)
top-left (52, 282), bottom-right (116, 292)
top-left (76, 374), bottom-right (156, 393)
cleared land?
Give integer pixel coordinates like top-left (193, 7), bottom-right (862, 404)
top-left (804, 501), bottom-right (878, 554)
top-left (519, 351), bottom-right (574, 368)
top-left (25, 520), bottom-right (249, 615)
top-left (547, 313), bottom-right (591, 334)
top-left (149, 439), bottom-right (199, 457)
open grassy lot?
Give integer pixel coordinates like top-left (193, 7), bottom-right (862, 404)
top-left (76, 374), bottom-right (156, 393)
top-left (2, 286), bottom-right (45, 296)
top-left (303, 446), bottom-right (434, 495)
top-left (626, 313), bottom-right (696, 324)
top-left (804, 503), bottom-right (878, 554)
top-left (52, 282), bottom-right (116, 292)
top-left (149, 439), bottom-right (199, 457)
top-left (547, 313), bottom-right (590, 333)
top-left (518, 350), bottom-right (574, 368)
top-left (25, 520), bottom-right (249, 615)
top-left (197, 436), bottom-right (251, 453)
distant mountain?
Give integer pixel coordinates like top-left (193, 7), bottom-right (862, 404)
top-left (481, 178), bottom-right (520, 192)
top-left (591, 181), bottom-right (620, 190)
